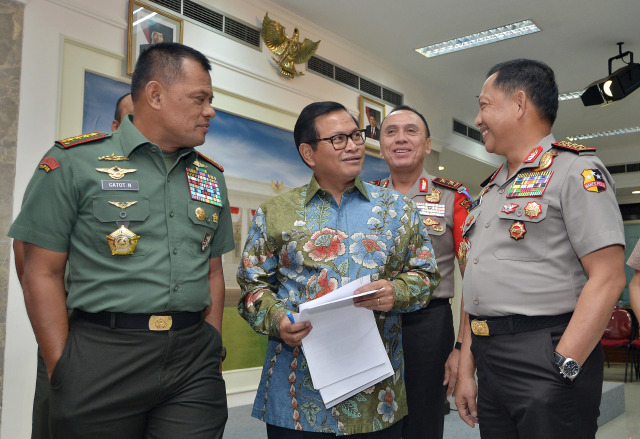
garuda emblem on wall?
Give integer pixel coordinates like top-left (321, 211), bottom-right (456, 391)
top-left (262, 13), bottom-right (320, 79)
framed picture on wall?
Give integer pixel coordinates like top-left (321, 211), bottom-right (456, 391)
top-left (359, 95), bottom-right (385, 154)
top-left (127, 0), bottom-right (183, 75)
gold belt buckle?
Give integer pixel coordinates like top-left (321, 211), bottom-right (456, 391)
top-left (471, 319), bottom-right (490, 336)
top-left (149, 315), bottom-right (173, 331)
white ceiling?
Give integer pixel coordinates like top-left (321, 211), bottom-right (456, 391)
top-left (269, 0), bottom-right (640, 203)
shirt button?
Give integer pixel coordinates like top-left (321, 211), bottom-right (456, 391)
top-left (516, 209), bottom-right (523, 217)
top-left (484, 221), bottom-right (490, 228)
top-left (173, 248), bottom-right (178, 255)
top-left (473, 257), bottom-right (479, 264)
top-left (498, 188), bottom-right (505, 194)
top-left (206, 217), bottom-right (211, 223)
top-left (173, 285), bottom-right (179, 291)
top-left (169, 211), bottom-right (175, 217)
top-left (473, 298), bottom-right (480, 305)
top-left (119, 211), bottom-right (127, 219)
top-left (167, 177), bottom-right (171, 182)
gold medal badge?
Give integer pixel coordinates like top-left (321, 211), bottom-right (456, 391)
top-left (531, 151), bottom-right (557, 172)
top-left (524, 201), bottom-right (542, 219)
top-left (425, 188), bottom-right (441, 203)
top-left (422, 217), bottom-right (440, 226)
top-left (509, 221), bottom-right (526, 240)
top-left (106, 225), bottom-right (140, 255)
top-left (432, 225), bottom-right (444, 232)
top-left (195, 207), bottom-right (206, 221)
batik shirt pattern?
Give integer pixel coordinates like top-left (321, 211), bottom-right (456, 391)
top-left (237, 176), bottom-right (440, 435)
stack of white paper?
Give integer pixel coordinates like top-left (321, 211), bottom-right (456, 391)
top-left (296, 275), bottom-right (393, 408)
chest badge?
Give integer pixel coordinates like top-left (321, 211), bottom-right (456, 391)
top-left (98, 153), bottom-right (129, 161)
top-left (422, 217), bottom-right (440, 226)
top-left (186, 167), bottom-right (223, 207)
top-left (509, 222), bottom-right (527, 240)
top-left (96, 166), bottom-right (137, 180)
top-left (195, 207), bottom-right (206, 221)
top-left (202, 233), bottom-right (213, 251)
top-left (507, 170), bottom-right (553, 198)
top-left (501, 203), bottom-right (519, 214)
top-left (524, 201), bottom-right (542, 219)
top-left (106, 225), bottom-right (140, 255)
top-left (108, 201), bottom-right (137, 210)
top-left (425, 188), bottom-right (441, 203)
top-left (531, 151), bottom-right (557, 172)
top-left (432, 225), bottom-right (444, 232)
top-left (212, 213), bottom-right (219, 223)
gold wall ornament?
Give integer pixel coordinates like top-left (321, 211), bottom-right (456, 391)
top-left (262, 13), bottom-right (320, 78)
top-left (271, 179), bottom-right (284, 193)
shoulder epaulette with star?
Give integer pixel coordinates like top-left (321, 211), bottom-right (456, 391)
top-left (552, 141), bottom-right (596, 154)
top-left (432, 177), bottom-right (463, 190)
top-left (480, 164), bottom-right (503, 188)
top-left (55, 132), bottom-right (108, 148)
top-left (197, 151), bottom-right (224, 172)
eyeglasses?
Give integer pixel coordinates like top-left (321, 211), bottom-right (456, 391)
top-left (308, 129), bottom-right (366, 150)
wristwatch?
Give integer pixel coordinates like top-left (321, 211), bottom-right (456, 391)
top-left (553, 351), bottom-right (581, 380)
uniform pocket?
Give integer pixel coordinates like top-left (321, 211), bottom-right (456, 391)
top-left (494, 199), bottom-right (549, 261)
top-left (187, 200), bottom-right (222, 258)
top-left (91, 196), bottom-right (150, 256)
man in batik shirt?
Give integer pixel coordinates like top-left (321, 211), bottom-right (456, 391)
top-left (237, 101), bottom-right (440, 438)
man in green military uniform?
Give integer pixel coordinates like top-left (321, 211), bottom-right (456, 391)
top-left (9, 43), bottom-right (233, 439)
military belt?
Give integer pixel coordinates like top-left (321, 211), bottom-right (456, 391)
top-left (469, 312), bottom-right (573, 336)
top-left (75, 309), bottom-right (203, 331)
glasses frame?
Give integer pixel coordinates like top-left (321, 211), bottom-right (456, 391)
top-left (308, 129), bottom-right (367, 150)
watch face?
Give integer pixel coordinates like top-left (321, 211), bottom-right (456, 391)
top-left (563, 360), bottom-right (580, 378)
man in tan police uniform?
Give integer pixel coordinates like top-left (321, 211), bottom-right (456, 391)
top-left (455, 59), bottom-right (625, 439)
top-left (375, 105), bottom-right (471, 439)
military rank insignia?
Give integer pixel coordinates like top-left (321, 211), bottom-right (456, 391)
top-left (581, 169), bottom-right (607, 192)
top-left (509, 221), bottom-right (526, 240)
top-left (531, 151), bottom-right (557, 172)
top-left (106, 225), bottom-right (140, 255)
top-left (186, 167), bottom-right (223, 207)
top-left (523, 146), bottom-right (543, 163)
top-left (39, 156), bottom-right (59, 172)
top-left (501, 203), bottom-right (518, 214)
top-left (506, 171), bottom-right (553, 198)
top-left (425, 188), bottom-right (441, 203)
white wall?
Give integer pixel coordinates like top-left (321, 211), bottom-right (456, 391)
top-left (4, 1), bottom-right (474, 437)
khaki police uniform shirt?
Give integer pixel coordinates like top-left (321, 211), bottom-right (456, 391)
top-left (462, 134), bottom-right (625, 317)
top-left (9, 116), bottom-right (235, 313)
top-left (381, 170), bottom-right (471, 299)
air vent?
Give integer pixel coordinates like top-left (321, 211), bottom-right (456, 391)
top-left (452, 119), bottom-right (482, 144)
top-left (184, 0), bottom-right (222, 31)
top-left (335, 67), bottom-right (358, 88)
top-left (360, 78), bottom-right (381, 98)
top-left (151, 0), bottom-right (180, 13)
top-left (307, 55), bottom-right (403, 106)
top-left (148, 0), bottom-right (260, 49)
top-left (225, 17), bottom-right (260, 47)
top-left (607, 162), bottom-right (640, 175)
top-left (308, 57), bottom-right (333, 78)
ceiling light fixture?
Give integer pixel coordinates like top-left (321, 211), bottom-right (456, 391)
top-left (632, 190), bottom-right (640, 194)
top-left (581, 42), bottom-right (640, 106)
top-left (566, 126), bottom-right (640, 141)
top-left (558, 91), bottom-right (584, 101)
top-left (415, 20), bottom-right (540, 58)
top-left (438, 166), bottom-right (445, 171)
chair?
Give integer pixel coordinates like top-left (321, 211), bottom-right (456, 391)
top-left (632, 337), bottom-right (640, 380)
top-left (600, 307), bottom-right (633, 382)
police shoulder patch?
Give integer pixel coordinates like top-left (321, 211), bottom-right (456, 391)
top-left (55, 132), bottom-right (108, 148)
top-left (197, 151), bottom-right (224, 172)
top-left (552, 141), bottom-right (596, 154)
top-left (432, 177), bottom-right (463, 190)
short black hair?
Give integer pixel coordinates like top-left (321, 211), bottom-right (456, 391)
top-left (113, 93), bottom-right (131, 123)
top-left (487, 59), bottom-right (558, 126)
top-left (131, 42), bottom-right (211, 100)
top-left (293, 101), bottom-right (357, 165)
top-left (381, 105), bottom-right (430, 138)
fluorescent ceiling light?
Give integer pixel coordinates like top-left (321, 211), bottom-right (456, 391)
top-left (566, 126), bottom-right (640, 141)
top-left (558, 90), bottom-right (584, 101)
top-left (438, 166), bottom-right (445, 171)
top-left (415, 20), bottom-right (540, 58)
top-left (632, 190), bottom-right (640, 194)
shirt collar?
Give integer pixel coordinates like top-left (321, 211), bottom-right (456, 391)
top-left (118, 115), bottom-right (198, 162)
top-left (304, 175), bottom-right (370, 205)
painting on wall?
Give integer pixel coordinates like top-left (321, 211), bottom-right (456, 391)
top-left (83, 72), bottom-right (131, 133)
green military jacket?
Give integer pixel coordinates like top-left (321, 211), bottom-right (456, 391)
top-left (9, 116), bottom-right (235, 313)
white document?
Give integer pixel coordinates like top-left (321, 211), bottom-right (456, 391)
top-left (296, 275), bottom-right (393, 405)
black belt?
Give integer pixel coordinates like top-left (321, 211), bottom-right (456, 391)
top-left (469, 312), bottom-right (572, 336)
top-left (75, 310), bottom-right (203, 331)
top-left (428, 298), bottom-right (450, 308)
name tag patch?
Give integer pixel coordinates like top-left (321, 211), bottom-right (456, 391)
top-left (102, 180), bottom-right (139, 191)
